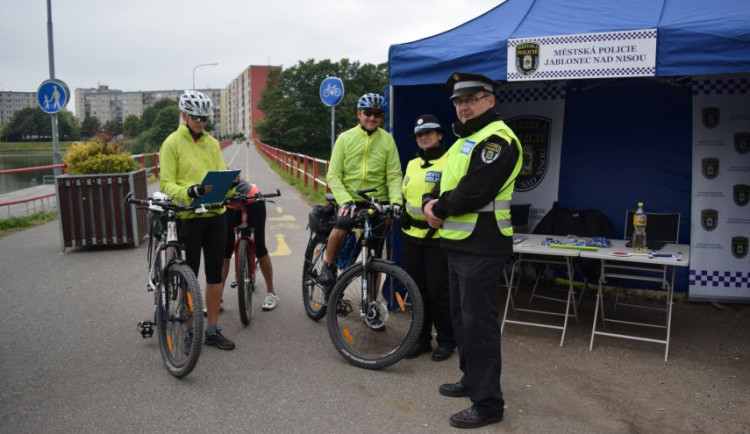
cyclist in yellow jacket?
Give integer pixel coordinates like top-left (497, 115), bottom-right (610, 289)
top-left (424, 72), bottom-right (522, 429)
top-left (160, 90), bottom-right (237, 351)
top-left (401, 114), bottom-right (455, 362)
top-left (318, 93), bottom-right (403, 291)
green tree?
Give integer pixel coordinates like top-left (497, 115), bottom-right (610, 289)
top-left (130, 99), bottom-right (179, 153)
top-left (122, 114), bottom-right (140, 138)
top-left (256, 59), bottom-right (388, 158)
top-left (103, 119), bottom-right (123, 137)
top-left (57, 109), bottom-right (81, 141)
top-left (2, 107), bottom-right (49, 141)
top-left (81, 115), bottom-right (101, 139)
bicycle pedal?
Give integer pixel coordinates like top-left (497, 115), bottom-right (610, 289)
top-left (137, 321), bottom-right (154, 338)
top-left (230, 281), bottom-right (238, 288)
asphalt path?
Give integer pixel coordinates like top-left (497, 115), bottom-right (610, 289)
top-left (1, 143), bottom-right (748, 434)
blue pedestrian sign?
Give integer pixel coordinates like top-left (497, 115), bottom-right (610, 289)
top-left (319, 77), bottom-right (344, 107)
top-left (37, 79), bottom-right (70, 114)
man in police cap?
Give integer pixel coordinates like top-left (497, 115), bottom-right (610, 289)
top-left (424, 72), bottom-right (523, 429)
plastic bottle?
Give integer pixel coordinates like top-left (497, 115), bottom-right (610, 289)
top-left (632, 202), bottom-right (647, 253)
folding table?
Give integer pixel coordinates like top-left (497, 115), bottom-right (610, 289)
top-left (581, 240), bottom-right (690, 361)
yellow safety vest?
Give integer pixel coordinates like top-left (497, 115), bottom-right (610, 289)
top-left (402, 152), bottom-right (447, 239)
top-left (439, 120), bottom-right (523, 240)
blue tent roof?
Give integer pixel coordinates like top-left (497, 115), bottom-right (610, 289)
top-left (389, 0), bottom-right (750, 85)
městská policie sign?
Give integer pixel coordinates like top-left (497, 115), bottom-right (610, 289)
top-left (507, 29), bottom-right (656, 81)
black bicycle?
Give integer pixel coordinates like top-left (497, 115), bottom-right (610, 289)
top-left (302, 188), bottom-right (424, 369)
top-left (127, 191), bottom-right (222, 378)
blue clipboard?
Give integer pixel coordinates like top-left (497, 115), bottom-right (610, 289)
top-left (191, 170), bottom-right (240, 205)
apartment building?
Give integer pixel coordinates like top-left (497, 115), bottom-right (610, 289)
top-left (74, 86), bottom-right (223, 134)
top-left (0, 91), bottom-right (38, 125)
top-left (225, 65), bottom-right (278, 140)
top-left (4, 65), bottom-right (276, 139)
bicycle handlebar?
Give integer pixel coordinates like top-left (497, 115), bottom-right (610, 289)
top-left (124, 191), bottom-right (226, 214)
top-left (353, 188), bottom-right (403, 220)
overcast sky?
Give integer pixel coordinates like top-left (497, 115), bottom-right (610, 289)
top-left (1, 0), bottom-right (503, 112)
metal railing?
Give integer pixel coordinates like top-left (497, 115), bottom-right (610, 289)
top-left (254, 141), bottom-right (329, 192)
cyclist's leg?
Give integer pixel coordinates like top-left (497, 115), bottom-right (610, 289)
top-left (247, 201), bottom-right (278, 310)
top-left (201, 215), bottom-right (234, 349)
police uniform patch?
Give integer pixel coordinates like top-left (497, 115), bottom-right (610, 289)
top-left (424, 171), bottom-right (441, 183)
top-left (480, 141), bottom-right (504, 164)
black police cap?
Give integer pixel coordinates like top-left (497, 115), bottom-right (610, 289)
top-left (410, 114), bottom-right (443, 137)
top-left (445, 72), bottom-right (500, 100)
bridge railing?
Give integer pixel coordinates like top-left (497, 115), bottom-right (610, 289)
top-left (254, 141), bottom-right (329, 193)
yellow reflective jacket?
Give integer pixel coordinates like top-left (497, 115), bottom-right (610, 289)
top-left (326, 125), bottom-right (403, 205)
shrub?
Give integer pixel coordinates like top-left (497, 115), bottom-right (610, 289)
top-left (63, 134), bottom-right (141, 175)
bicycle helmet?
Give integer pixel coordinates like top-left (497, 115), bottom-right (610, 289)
top-left (356, 93), bottom-right (386, 111)
top-left (179, 90), bottom-right (214, 117)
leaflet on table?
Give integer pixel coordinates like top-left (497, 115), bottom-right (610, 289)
top-left (648, 252), bottom-right (683, 261)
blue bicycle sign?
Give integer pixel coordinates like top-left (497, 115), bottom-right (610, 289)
top-left (320, 77), bottom-right (344, 106)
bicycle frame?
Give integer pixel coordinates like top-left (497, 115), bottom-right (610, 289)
top-left (232, 206), bottom-right (256, 285)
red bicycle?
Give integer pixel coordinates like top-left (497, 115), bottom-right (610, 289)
top-left (225, 188), bottom-right (280, 325)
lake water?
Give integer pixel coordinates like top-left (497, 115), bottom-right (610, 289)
top-left (0, 154), bottom-right (59, 194)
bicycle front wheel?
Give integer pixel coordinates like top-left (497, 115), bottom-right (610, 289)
top-left (326, 259), bottom-right (423, 369)
top-left (157, 263), bottom-right (204, 378)
top-left (237, 239), bottom-right (254, 326)
top-left (302, 234), bottom-right (328, 321)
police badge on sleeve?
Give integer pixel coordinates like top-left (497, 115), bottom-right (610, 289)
top-left (481, 141), bottom-right (504, 164)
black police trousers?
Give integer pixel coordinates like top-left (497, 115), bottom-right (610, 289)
top-left (447, 250), bottom-right (506, 413)
top-left (403, 238), bottom-right (455, 349)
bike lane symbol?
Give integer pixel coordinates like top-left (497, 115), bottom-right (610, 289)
top-left (319, 77), bottom-right (344, 107)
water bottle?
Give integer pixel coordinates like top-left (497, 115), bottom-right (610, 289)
top-left (632, 202), bottom-right (647, 253)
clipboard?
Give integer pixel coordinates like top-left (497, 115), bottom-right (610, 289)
top-left (191, 170), bottom-right (240, 205)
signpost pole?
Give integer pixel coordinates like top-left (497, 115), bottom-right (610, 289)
top-left (46, 0), bottom-right (61, 175)
top-left (331, 106), bottom-right (335, 152)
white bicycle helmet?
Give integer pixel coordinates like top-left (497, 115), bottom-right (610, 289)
top-left (356, 93), bottom-right (386, 111)
top-left (179, 90), bottom-right (214, 117)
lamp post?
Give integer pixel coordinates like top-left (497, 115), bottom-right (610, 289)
top-left (192, 62), bottom-right (218, 89)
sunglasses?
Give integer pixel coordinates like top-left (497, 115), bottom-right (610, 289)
top-left (361, 109), bottom-right (384, 118)
top-left (189, 115), bottom-right (209, 123)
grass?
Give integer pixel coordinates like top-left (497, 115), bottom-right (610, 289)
top-left (0, 141), bottom-right (76, 153)
top-left (0, 211), bottom-right (57, 237)
top-left (257, 151), bottom-right (328, 205)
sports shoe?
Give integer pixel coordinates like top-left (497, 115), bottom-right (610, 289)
top-left (262, 293), bottom-right (279, 311)
top-left (205, 329), bottom-right (235, 350)
top-left (317, 262), bottom-right (337, 290)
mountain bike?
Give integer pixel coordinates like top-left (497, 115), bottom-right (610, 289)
top-left (302, 188), bottom-right (424, 369)
top-left (225, 188), bottom-right (281, 326)
top-left (127, 191), bottom-right (222, 378)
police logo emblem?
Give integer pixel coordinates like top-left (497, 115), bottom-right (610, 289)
top-left (731, 236), bottom-right (748, 259)
top-left (734, 184), bottom-right (749, 206)
top-left (701, 209), bottom-right (718, 231)
top-left (734, 132), bottom-right (749, 155)
top-left (507, 116), bottom-right (550, 192)
top-left (701, 157), bottom-right (719, 180)
top-left (702, 107), bottom-right (719, 129)
top-left (481, 142), bottom-right (503, 164)
top-left (515, 43), bottom-right (540, 76)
